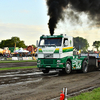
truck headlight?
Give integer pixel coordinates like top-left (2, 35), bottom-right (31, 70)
top-left (37, 60), bottom-right (41, 63)
top-left (57, 60), bottom-right (61, 63)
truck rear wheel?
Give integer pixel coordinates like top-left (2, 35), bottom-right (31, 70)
top-left (65, 61), bottom-right (71, 74)
top-left (82, 60), bottom-right (88, 73)
top-left (42, 69), bottom-right (49, 73)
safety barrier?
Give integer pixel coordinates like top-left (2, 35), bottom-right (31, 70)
top-left (0, 57), bottom-right (33, 61)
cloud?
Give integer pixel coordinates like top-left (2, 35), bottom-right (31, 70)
top-left (0, 23), bottom-right (49, 46)
top-left (56, 27), bottom-right (100, 50)
top-left (13, 10), bottom-right (30, 14)
top-left (0, 22), bottom-right (99, 50)
top-left (71, 28), bottom-right (100, 49)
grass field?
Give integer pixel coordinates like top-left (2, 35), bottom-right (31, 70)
top-left (0, 66), bottom-right (37, 71)
top-left (68, 87), bottom-right (100, 100)
top-left (0, 60), bottom-right (37, 71)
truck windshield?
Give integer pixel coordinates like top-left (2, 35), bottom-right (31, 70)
top-left (39, 38), bottom-right (62, 47)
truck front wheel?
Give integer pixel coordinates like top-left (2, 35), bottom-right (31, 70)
top-left (65, 61), bottom-right (71, 74)
top-left (82, 60), bottom-right (88, 73)
top-left (42, 69), bottom-right (49, 74)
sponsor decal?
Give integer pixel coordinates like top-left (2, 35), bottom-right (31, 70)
top-left (72, 58), bottom-right (82, 69)
top-left (43, 50), bottom-right (53, 52)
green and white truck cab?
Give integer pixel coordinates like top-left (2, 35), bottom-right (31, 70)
top-left (37, 34), bottom-right (88, 74)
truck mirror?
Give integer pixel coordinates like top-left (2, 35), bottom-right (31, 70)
top-left (65, 40), bottom-right (68, 46)
top-left (36, 40), bottom-right (38, 47)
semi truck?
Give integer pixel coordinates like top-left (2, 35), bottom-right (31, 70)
top-left (36, 34), bottom-right (100, 74)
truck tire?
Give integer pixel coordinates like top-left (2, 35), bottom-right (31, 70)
top-left (42, 69), bottom-right (49, 73)
top-left (65, 61), bottom-right (71, 74)
top-left (82, 60), bottom-right (88, 73)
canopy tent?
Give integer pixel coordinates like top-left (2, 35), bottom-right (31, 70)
top-left (14, 48), bottom-right (29, 53)
top-left (0, 48), bottom-right (3, 54)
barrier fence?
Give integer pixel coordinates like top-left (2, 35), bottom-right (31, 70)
top-left (0, 57), bottom-right (33, 61)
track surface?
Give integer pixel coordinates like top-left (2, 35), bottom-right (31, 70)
top-left (0, 62), bottom-right (100, 100)
top-left (0, 62), bottom-right (37, 68)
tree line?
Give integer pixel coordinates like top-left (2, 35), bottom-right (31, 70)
top-left (0, 37), bottom-right (26, 48)
top-left (74, 37), bottom-right (100, 51)
top-left (0, 36), bottom-right (99, 51)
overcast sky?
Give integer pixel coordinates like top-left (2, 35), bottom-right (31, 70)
top-left (0, 0), bottom-right (100, 50)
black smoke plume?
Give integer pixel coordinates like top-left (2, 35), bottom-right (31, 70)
top-left (47, 0), bottom-right (69, 35)
top-left (46, 0), bottom-right (100, 35)
top-left (70, 0), bottom-right (100, 25)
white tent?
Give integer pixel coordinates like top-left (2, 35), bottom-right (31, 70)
top-left (14, 48), bottom-right (29, 53)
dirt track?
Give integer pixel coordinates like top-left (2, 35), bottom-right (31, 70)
top-left (0, 62), bottom-right (100, 100)
top-left (0, 62), bottom-right (37, 68)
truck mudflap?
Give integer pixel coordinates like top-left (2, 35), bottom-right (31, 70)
top-left (88, 56), bottom-right (99, 71)
top-left (98, 59), bottom-right (100, 69)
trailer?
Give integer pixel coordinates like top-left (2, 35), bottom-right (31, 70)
top-left (36, 34), bottom-right (100, 74)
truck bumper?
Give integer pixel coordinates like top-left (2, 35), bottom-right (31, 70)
top-left (37, 64), bottom-right (64, 69)
top-left (37, 58), bottom-right (65, 69)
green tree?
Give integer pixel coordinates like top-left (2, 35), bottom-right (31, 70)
top-left (0, 40), bottom-right (6, 48)
top-left (73, 37), bottom-right (89, 51)
top-left (93, 41), bottom-right (100, 51)
top-left (0, 37), bottom-right (26, 48)
top-left (17, 41), bottom-right (26, 48)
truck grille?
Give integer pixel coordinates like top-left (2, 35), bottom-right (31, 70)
top-left (44, 59), bottom-right (53, 64)
top-left (44, 54), bottom-right (53, 58)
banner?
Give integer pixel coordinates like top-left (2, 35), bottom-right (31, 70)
top-left (23, 57), bottom-right (33, 60)
top-left (12, 57), bottom-right (18, 60)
